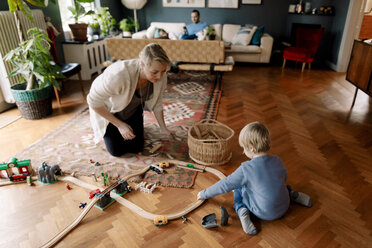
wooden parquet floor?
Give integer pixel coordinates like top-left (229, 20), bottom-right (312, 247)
top-left (1, 64), bottom-right (371, 248)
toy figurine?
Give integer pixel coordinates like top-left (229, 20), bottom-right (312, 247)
top-left (101, 173), bottom-right (110, 186)
top-left (181, 216), bottom-right (188, 223)
top-left (79, 202), bottom-right (87, 209)
top-left (26, 176), bottom-right (34, 186)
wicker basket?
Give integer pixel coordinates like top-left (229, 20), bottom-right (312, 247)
top-left (188, 119), bottom-right (234, 166)
top-left (10, 83), bottom-right (52, 120)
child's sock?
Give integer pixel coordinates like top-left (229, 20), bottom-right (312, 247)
top-left (238, 208), bottom-right (257, 235)
top-left (290, 191), bottom-right (312, 207)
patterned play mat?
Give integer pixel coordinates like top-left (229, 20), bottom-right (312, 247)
top-left (13, 71), bottom-right (222, 180)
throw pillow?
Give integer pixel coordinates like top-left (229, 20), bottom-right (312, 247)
top-left (250, 26), bottom-right (264, 45)
top-left (146, 25), bottom-right (157, 38)
top-left (168, 32), bottom-right (178, 40)
top-left (196, 27), bottom-right (207, 40)
top-left (232, 25), bottom-right (257, 46)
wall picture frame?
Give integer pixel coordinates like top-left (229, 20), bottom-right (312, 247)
top-left (208, 0), bottom-right (238, 9)
top-left (162, 0), bottom-right (205, 8)
top-left (242, 0), bottom-right (261, 4)
top-left (288, 4), bottom-right (296, 13)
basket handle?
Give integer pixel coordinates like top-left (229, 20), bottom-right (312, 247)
top-left (195, 119), bottom-right (235, 138)
top-left (198, 119), bottom-right (220, 125)
top-left (197, 119), bottom-right (235, 139)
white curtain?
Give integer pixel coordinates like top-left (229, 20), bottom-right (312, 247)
top-left (0, 53), bottom-right (15, 104)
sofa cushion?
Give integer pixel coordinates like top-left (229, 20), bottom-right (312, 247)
top-left (250, 25), bottom-right (264, 45)
top-left (232, 25), bottom-right (257, 46)
top-left (229, 45), bottom-right (262, 53)
top-left (211, 24), bottom-right (222, 41)
top-left (222, 24), bottom-right (241, 43)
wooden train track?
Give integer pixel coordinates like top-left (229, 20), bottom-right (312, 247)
top-left (40, 163), bottom-right (226, 248)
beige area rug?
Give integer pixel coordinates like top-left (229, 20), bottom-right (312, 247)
top-left (0, 115), bottom-right (21, 129)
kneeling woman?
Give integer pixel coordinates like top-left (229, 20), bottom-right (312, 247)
top-left (87, 43), bottom-right (172, 156)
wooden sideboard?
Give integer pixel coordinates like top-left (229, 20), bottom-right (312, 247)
top-left (346, 40), bottom-right (372, 107)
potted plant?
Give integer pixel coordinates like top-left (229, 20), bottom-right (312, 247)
top-left (206, 26), bottom-right (216, 40)
top-left (68, 0), bottom-right (95, 41)
top-left (4, 28), bottom-right (63, 120)
top-left (119, 17), bottom-right (139, 37)
top-left (89, 22), bottom-right (101, 36)
top-left (93, 7), bottom-right (117, 37)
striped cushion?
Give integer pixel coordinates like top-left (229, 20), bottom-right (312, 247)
top-left (232, 25), bottom-right (257, 46)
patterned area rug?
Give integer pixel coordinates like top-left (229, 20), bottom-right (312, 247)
top-left (13, 71), bottom-right (221, 181)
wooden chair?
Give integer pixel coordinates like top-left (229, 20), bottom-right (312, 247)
top-left (53, 63), bottom-right (85, 105)
top-left (46, 26), bottom-right (85, 105)
top-left (282, 27), bottom-right (324, 72)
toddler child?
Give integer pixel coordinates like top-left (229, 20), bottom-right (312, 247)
top-left (197, 121), bottom-right (312, 235)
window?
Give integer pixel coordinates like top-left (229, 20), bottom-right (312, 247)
top-left (58, 0), bottom-right (99, 32)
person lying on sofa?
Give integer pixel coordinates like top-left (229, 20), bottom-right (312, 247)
top-left (180, 9), bottom-right (208, 40)
top-left (155, 28), bottom-right (169, 39)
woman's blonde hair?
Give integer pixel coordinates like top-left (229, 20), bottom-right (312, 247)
top-left (139, 43), bottom-right (170, 67)
top-left (238, 121), bottom-right (271, 153)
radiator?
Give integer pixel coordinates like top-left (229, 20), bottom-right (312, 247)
top-left (0, 10), bottom-right (46, 106)
top-left (63, 39), bottom-right (108, 80)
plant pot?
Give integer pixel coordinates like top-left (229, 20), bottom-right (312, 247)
top-left (91, 26), bottom-right (101, 36)
top-left (69, 23), bottom-right (88, 42)
top-left (206, 35), bottom-right (216, 40)
top-left (122, 31), bottom-right (132, 37)
top-left (10, 83), bottom-right (52, 120)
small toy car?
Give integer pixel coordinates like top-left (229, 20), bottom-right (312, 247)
top-left (89, 189), bottom-right (101, 199)
top-left (150, 164), bottom-right (164, 174)
top-left (154, 216), bottom-right (168, 226)
top-left (158, 161), bottom-right (170, 168)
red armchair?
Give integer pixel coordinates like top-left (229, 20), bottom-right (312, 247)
top-left (282, 27), bottom-right (324, 72)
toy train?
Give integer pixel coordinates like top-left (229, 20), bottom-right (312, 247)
top-left (9, 173), bottom-right (28, 182)
top-left (89, 189), bottom-right (101, 199)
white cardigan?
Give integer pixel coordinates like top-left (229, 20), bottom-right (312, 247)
top-left (87, 59), bottom-right (167, 144)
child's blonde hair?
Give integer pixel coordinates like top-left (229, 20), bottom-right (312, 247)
top-left (239, 121), bottom-right (271, 153)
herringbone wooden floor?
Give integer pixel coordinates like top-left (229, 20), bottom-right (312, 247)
top-left (1, 64), bottom-right (371, 248)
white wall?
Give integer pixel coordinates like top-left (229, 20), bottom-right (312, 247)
top-left (365, 0), bottom-right (372, 12)
top-left (334, 0), bottom-right (366, 72)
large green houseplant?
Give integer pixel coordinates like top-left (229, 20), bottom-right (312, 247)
top-left (4, 28), bottom-right (63, 119)
top-left (7, 0), bottom-right (56, 22)
top-left (67, 0), bottom-right (95, 41)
